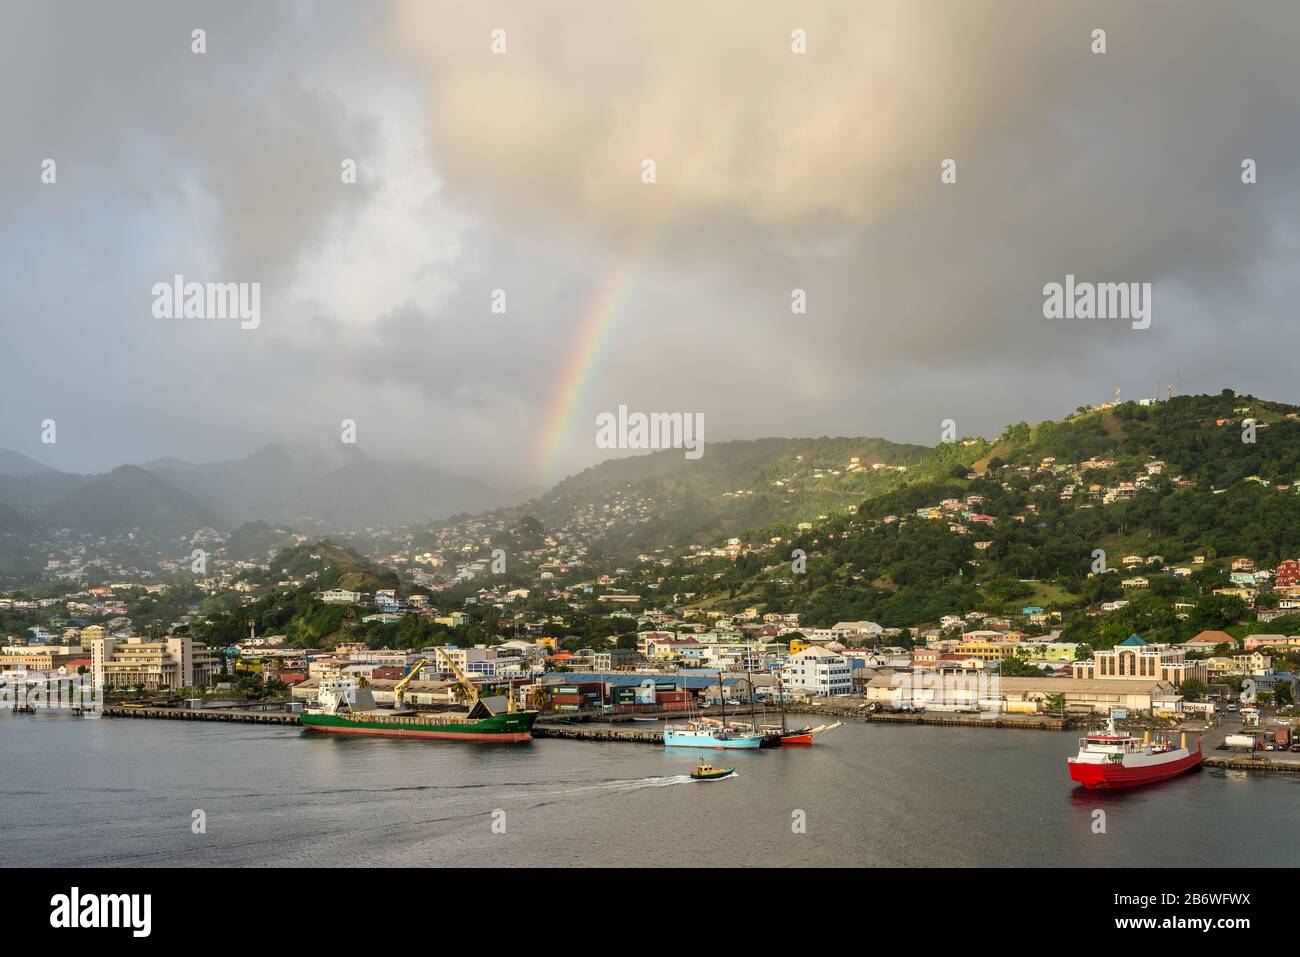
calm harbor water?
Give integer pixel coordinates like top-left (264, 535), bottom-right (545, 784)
top-left (2, 713), bottom-right (1295, 867)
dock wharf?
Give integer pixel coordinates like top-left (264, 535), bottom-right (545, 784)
top-left (102, 706), bottom-right (300, 725)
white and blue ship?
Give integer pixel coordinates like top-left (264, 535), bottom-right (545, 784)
top-left (663, 720), bottom-right (764, 750)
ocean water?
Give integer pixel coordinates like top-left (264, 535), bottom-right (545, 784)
top-left (1, 714), bottom-right (1292, 867)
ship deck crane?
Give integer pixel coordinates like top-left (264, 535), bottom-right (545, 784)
top-left (393, 657), bottom-right (431, 708)
top-left (434, 646), bottom-right (484, 708)
top-left (432, 646), bottom-right (519, 714)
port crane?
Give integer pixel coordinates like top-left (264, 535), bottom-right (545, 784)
top-left (432, 646), bottom-right (517, 714)
top-left (392, 657), bottom-right (431, 708)
top-left (434, 646), bottom-right (482, 708)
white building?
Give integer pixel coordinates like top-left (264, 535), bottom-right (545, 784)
top-left (432, 645), bottom-right (495, 676)
top-left (782, 646), bottom-right (853, 697)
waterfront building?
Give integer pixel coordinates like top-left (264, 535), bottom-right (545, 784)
top-left (1071, 634), bottom-right (1207, 685)
top-left (346, 648), bottom-right (423, 668)
top-left (782, 646), bottom-right (853, 697)
top-left (865, 672), bottom-right (1177, 715)
top-left (437, 645), bottom-right (494, 675)
top-left (0, 644), bottom-right (85, 672)
top-left (90, 636), bottom-right (219, 690)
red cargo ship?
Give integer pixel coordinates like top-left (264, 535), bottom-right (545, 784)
top-left (1067, 716), bottom-right (1202, 790)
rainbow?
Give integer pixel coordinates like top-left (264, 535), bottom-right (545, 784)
top-left (536, 233), bottom-right (659, 482)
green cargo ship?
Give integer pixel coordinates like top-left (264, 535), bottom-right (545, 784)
top-left (301, 706), bottom-right (538, 742)
top-left (302, 655), bottom-right (538, 743)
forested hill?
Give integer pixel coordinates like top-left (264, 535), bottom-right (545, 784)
top-left (692, 391), bottom-right (1300, 649)
top-left (518, 436), bottom-right (935, 555)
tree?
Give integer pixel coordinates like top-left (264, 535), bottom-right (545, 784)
top-left (998, 656), bottom-right (1041, 677)
top-left (1179, 677), bottom-right (1209, 702)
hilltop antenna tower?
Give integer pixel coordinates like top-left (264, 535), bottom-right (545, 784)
top-left (1114, 386), bottom-right (1122, 405)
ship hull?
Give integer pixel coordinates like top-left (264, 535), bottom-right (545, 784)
top-left (1068, 751), bottom-right (1202, 789)
top-left (775, 733), bottom-right (814, 746)
top-left (301, 710), bottom-right (536, 742)
top-left (664, 728), bottom-right (764, 749)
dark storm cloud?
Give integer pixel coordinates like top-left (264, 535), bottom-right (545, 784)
top-left (3, 0), bottom-right (1300, 484)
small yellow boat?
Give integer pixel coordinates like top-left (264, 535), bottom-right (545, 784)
top-left (690, 759), bottom-right (735, 781)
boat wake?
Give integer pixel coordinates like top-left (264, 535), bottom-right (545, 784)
top-left (555, 774), bottom-right (698, 795)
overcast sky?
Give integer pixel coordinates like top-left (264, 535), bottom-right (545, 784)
top-left (4, 0), bottom-right (1300, 488)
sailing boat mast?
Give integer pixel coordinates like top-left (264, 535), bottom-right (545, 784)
top-left (776, 670), bottom-right (787, 734)
top-left (746, 662), bottom-right (758, 727)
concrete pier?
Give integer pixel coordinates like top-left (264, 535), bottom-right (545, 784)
top-left (103, 706), bottom-right (300, 725)
top-left (533, 723), bottom-right (664, 744)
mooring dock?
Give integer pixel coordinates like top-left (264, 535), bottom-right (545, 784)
top-left (533, 722), bottom-right (665, 744)
top-left (102, 706), bottom-right (300, 725)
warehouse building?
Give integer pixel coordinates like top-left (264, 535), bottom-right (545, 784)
top-left (865, 672), bottom-right (1178, 715)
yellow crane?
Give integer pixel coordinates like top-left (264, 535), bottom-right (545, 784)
top-left (432, 646), bottom-right (518, 713)
top-left (434, 646), bottom-right (480, 708)
top-left (393, 657), bottom-right (431, 708)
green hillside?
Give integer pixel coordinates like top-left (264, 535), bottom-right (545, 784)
top-left (675, 391), bottom-right (1300, 650)
top-left (524, 436), bottom-right (934, 555)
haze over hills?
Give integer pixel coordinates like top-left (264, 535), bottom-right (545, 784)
top-left (0, 445), bottom-right (509, 540)
top-left (170, 391), bottom-right (1300, 655)
top-left (472, 436), bottom-right (936, 556)
top-left (0, 449), bottom-right (55, 478)
top-left (4, 391), bottom-right (1299, 586)
top-left (144, 445), bottom-right (506, 531)
top-left (36, 465), bottom-right (223, 539)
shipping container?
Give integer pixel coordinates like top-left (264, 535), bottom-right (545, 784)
top-left (655, 690), bottom-right (690, 704)
top-left (1003, 701), bottom-right (1040, 714)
